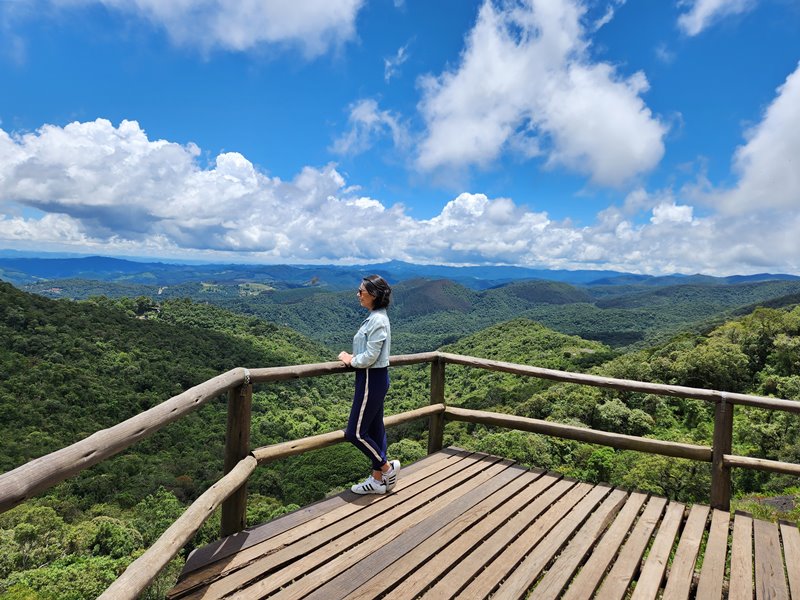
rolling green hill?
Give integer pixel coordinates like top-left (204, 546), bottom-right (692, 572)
top-left (22, 275), bottom-right (800, 354)
top-left (0, 283), bottom-right (333, 484)
top-left (1, 277), bottom-right (799, 598)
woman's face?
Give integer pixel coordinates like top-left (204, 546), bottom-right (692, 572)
top-left (357, 284), bottom-right (375, 310)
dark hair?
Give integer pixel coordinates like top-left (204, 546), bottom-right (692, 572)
top-left (362, 274), bottom-right (392, 309)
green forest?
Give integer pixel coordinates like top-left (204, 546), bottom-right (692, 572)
top-left (1, 279), bottom-right (800, 598)
top-left (24, 275), bottom-right (800, 352)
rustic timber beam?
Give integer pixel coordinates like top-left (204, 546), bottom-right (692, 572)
top-left (724, 455), bottom-right (800, 477)
top-left (710, 398), bottom-right (734, 511)
top-left (444, 406), bottom-right (713, 462)
top-left (428, 357), bottom-right (446, 454)
top-left (251, 404), bottom-right (445, 464)
top-left (98, 455), bottom-right (258, 600)
top-left (221, 381), bottom-right (253, 537)
top-left (0, 367), bottom-right (248, 514)
top-left (438, 352), bottom-right (800, 413)
top-left (246, 353), bottom-right (438, 383)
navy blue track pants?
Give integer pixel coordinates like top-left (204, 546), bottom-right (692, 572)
top-left (345, 367), bottom-right (390, 471)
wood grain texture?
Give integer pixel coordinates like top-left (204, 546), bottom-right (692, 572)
top-left (661, 504), bottom-right (710, 600)
top-left (560, 491), bottom-right (648, 600)
top-left (754, 518), bottom-right (788, 600)
top-left (597, 496), bottom-right (670, 600)
top-left (695, 509), bottom-right (731, 600)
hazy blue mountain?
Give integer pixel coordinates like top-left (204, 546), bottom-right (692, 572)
top-left (589, 272), bottom-right (800, 286)
top-left (10, 253), bottom-right (800, 352)
top-left (3, 253), bottom-right (798, 290)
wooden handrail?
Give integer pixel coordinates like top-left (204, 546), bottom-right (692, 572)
top-left (4, 351), bottom-right (798, 516)
top-left (724, 455), bottom-right (800, 477)
top-left (443, 406), bottom-right (713, 461)
top-left (251, 403), bottom-right (445, 464)
top-left (246, 352), bottom-right (439, 383)
top-left (438, 352), bottom-right (800, 413)
top-left (0, 367), bottom-right (248, 514)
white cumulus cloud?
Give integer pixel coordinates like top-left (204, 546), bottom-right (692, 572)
top-left (415, 0), bottom-right (666, 187)
top-left (1, 118), bottom-right (798, 275)
top-left (650, 202), bottom-right (693, 225)
top-left (716, 61), bottom-right (800, 215)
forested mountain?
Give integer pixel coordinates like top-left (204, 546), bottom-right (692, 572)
top-left (0, 283), bottom-right (357, 598)
top-left (24, 274), bottom-right (800, 354)
top-left (0, 256), bottom-right (627, 289)
top-left (1, 277), bottom-right (800, 598)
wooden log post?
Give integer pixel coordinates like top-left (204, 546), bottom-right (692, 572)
top-left (220, 374), bottom-right (253, 537)
top-left (428, 357), bottom-right (446, 454)
top-left (710, 395), bottom-right (734, 510)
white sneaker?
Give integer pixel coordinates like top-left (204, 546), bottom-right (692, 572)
top-left (351, 475), bottom-right (386, 495)
top-left (384, 460), bottom-right (401, 492)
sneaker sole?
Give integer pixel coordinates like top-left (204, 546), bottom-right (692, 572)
top-left (351, 482), bottom-right (386, 495)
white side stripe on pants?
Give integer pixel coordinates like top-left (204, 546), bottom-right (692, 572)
top-left (355, 369), bottom-right (383, 465)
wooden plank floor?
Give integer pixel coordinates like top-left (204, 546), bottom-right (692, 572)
top-left (167, 448), bottom-right (800, 600)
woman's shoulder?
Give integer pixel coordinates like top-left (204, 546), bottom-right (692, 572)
top-left (369, 308), bottom-right (390, 325)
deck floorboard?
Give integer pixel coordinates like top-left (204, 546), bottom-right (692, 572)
top-left (168, 448), bottom-right (800, 600)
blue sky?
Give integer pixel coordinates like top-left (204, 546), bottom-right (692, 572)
top-left (0, 0), bottom-right (799, 275)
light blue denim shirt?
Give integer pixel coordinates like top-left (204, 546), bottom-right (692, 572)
top-left (350, 308), bottom-right (391, 369)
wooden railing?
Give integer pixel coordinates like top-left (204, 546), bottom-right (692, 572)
top-left (1, 351), bottom-right (799, 599)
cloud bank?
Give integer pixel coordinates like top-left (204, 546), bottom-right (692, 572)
top-left (0, 0), bottom-right (797, 276)
top-left (0, 106), bottom-right (797, 275)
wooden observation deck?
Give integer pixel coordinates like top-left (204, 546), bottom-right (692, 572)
top-left (168, 448), bottom-right (800, 600)
top-left (3, 352), bottom-right (800, 599)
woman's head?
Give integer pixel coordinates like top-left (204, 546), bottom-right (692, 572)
top-left (359, 274), bottom-right (392, 310)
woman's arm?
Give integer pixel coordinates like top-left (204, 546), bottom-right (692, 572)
top-left (349, 322), bottom-right (388, 369)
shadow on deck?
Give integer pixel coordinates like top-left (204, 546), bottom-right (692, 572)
top-left (169, 447), bottom-right (800, 600)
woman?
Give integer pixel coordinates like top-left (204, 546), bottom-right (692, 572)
top-left (338, 275), bottom-right (400, 495)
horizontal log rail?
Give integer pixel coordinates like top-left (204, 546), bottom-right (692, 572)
top-left (444, 406), bottom-right (713, 462)
top-left (724, 455), bottom-right (800, 477)
top-left (247, 352), bottom-right (439, 383)
top-left (0, 367), bottom-right (249, 514)
top-left (444, 406), bottom-right (800, 477)
top-left (439, 352), bottom-right (800, 414)
top-left (251, 404), bottom-right (445, 464)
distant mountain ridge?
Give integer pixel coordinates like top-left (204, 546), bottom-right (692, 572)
top-left (1, 254), bottom-right (797, 289)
